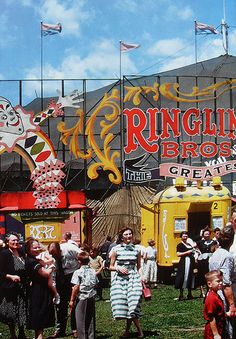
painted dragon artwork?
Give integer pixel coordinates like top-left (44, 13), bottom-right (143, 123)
top-left (0, 91), bottom-right (83, 209)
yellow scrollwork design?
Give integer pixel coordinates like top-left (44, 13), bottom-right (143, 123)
top-left (85, 89), bottom-right (121, 184)
top-left (58, 109), bottom-right (92, 159)
top-left (124, 79), bottom-right (236, 104)
top-left (124, 82), bottom-right (159, 105)
top-left (159, 79), bottom-right (236, 102)
top-left (58, 89), bottom-right (122, 184)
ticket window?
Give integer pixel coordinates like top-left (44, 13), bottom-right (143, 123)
top-left (212, 216), bottom-right (224, 230)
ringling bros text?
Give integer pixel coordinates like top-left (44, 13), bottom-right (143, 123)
top-left (123, 107), bottom-right (236, 158)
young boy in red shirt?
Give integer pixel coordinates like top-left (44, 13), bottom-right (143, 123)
top-left (204, 270), bottom-right (226, 339)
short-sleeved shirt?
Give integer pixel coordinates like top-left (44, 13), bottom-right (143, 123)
top-left (209, 248), bottom-right (234, 286)
top-left (60, 242), bottom-right (81, 275)
top-left (204, 290), bottom-right (226, 338)
top-left (71, 265), bottom-right (98, 300)
top-left (145, 246), bottom-right (157, 259)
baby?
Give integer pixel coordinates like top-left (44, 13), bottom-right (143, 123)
top-left (37, 247), bottom-right (60, 304)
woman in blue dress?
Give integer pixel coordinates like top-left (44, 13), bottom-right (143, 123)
top-left (109, 227), bottom-right (144, 338)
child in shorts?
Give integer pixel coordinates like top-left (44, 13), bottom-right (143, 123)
top-left (204, 270), bottom-right (226, 339)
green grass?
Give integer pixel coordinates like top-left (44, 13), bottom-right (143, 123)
top-left (0, 285), bottom-right (205, 339)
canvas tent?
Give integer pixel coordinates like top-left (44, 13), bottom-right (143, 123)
top-left (87, 185), bottom-right (156, 246)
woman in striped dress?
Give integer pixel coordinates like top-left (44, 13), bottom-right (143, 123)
top-left (109, 227), bottom-right (144, 338)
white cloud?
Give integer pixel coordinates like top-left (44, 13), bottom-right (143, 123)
top-left (40, 0), bottom-right (92, 36)
top-left (141, 31), bottom-right (152, 42)
top-left (228, 29), bottom-right (236, 55)
top-left (197, 37), bottom-right (224, 61)
top-left (147, 38), bottom-right (187, 57)
top-left (19, 0), bottom-right (91, 36)
top-left (18, 0), bottom-right (34, 5)
top-left (149, 35), bottom-right (224, 73)
top-left (167, 4), bottom-right (194, 21)
top-left (158, 55), bottom-right (194, 72)
top-left (0, 13), bottom-right (16, 48)
top-left (114, 0), bottom-right (138, 13)
top-left (59, 39), bottom-right (137, 79)
top-left (156, 30), bottom-right (236, 73)
top-left (23, 38), bottom-right (139, 96)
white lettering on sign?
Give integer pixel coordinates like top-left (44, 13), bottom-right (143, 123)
top-left (29, 225), bottom-right (56, 240)
top-left (204, 156), bottom-right (226, 166)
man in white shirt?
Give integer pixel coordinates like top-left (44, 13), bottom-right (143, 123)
top-left (51, 232), bottom-right (81, 338)
top-left (63, 231), bottom-right (79, 247)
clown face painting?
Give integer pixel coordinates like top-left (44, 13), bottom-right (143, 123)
top-left (0, 96), bottom-right (39, 152)
top-left (0, 97), bottom-right (24, 135)
top-left (0, 90), bottom-right (83, 208)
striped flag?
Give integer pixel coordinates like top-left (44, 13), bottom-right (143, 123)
top-left (41, 22), bottom-right (62, 36)
top-left (195, 21), bottom-right (218, 34)
top-left (120, 41), bottom-right (140, 52)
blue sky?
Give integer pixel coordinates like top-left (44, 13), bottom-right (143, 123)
top-left (1, 0), bottom-right (236, 83)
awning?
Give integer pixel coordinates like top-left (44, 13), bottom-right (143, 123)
top-left (0, 190), bottom-right (86, 211)
top-left (68, 204), bottom-right (87, 209)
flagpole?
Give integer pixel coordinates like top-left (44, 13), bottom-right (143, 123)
top-left (222, 0), bottom-right (229, 54)
top-left (119, 40), bottom-right (124, 186)
top-left (119, 40), bottom-right (122, 80)
top-left (40, 21), bottom-right (44, 110)
top-left (194, 20), bottom-right (198, 76)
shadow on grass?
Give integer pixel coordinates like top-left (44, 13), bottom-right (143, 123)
top-left (96, 330), bottom-right (161, 338)
top-left (143, 330), bottom-right (161, 337)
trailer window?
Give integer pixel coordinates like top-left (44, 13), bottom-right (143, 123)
top-left (212, 216), bottom-right (223, 229)
top-left (174, 218), bottom-right (187, 232)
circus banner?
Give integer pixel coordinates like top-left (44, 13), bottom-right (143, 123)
top-left (2, 76), bottom-right (236, 189)
top-left (159, 161), bottom-right (236, 180)
top-left (124, 154), bottom-right (164, 183)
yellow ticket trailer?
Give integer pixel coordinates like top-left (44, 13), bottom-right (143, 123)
top-left (140, 177), bottom-right (232, 283)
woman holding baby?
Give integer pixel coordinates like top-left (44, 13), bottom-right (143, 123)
top-left (25, 238), bottom-right (55, 339)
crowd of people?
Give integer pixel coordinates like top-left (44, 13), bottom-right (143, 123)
top-left (174, 209), bottom-right (236, 339)
top-left (0, 228), bottom-right (158, 339)
top-left (0, 232), bottom-right (80, 339)
top-left (2, 214), bottom-right (236, 339)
